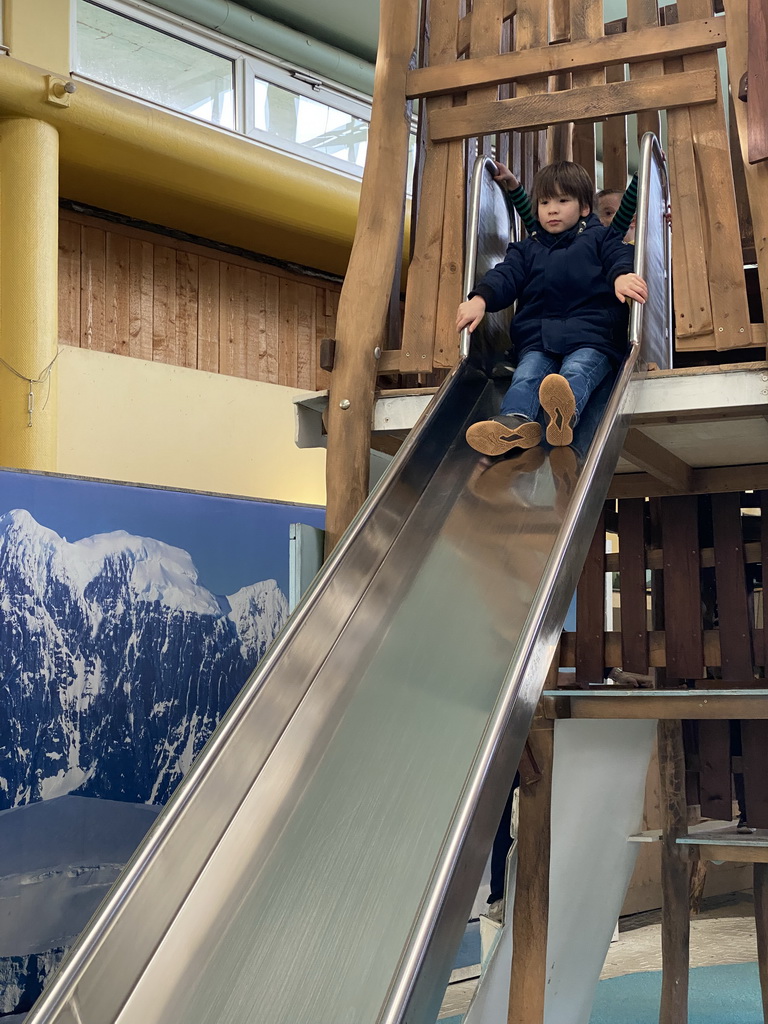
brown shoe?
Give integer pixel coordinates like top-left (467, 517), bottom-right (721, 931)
top-left (465, 415), bottom-right (542, 457)
top-left (539, 374), bottom-right (576, 446)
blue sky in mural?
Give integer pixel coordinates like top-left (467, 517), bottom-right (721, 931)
top-left (0, 469), bottom-right (324, 596)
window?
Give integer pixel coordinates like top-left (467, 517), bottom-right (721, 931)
top-left (76, 0), bottom-right (236, 129)
top-left (74, 0), bottom-right (416, 187)
top-left (248, 73), bottom-right (371, 173)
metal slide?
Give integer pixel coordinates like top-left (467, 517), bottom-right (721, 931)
top-left (26, 136), bottom-right (671, 1024)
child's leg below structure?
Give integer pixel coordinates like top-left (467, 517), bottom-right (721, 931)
top-left (465, 351), bottom-right (556, 456)
top-left (539, 347), bottom-right (614, 446)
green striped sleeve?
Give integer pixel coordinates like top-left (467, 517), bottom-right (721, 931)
top-left (503, 183), bottom-right (537, 234)
top-left (611, 173), bottom-right (638, 235)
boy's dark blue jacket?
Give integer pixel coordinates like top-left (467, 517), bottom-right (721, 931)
top-left (469, 212), bottom-right (636, 366)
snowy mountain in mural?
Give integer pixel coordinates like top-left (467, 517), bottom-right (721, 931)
top-left (0, 508), bottom-right (288, 811)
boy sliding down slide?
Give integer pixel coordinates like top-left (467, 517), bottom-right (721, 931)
top-left (457, 161), bottom-right (647, 458)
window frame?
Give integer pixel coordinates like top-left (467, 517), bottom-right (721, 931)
top-left (74, 0), bottom-right (376, 180)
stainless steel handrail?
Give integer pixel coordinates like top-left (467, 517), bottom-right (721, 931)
top-left (378, 132), bottom-right (672, 1024)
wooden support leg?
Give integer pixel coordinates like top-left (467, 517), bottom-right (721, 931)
top-left (658, 719), bottom-right (690, 1024)
top-left (754, 863), bottom-right (768, 1023)
top-left (508, 717), bottom-right (553, 1024)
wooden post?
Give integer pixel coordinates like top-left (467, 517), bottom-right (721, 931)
top-left (323, 0), bottom-right (420, 552)
top-left (658, 719), bottom-right (690, 1024)
top-left (726, 0), bottom-right (768, 344)
top-left (508, 716), bottom-right (553, 1024)
top-left (753, 863), bottom-right (768, 1021)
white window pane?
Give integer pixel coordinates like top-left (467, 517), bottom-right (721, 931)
top-left (76, 0), bottom-right (235, 130)
top-left (253, 77), bottom-right (369, 169)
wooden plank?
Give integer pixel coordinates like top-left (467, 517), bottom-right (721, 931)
top-left (602, 60), bottom-right (628, 188)
top-left (546, 0), bottom-right (572, 164)
top-left (244, 269), bottom-right (264, 382)
top-left (564, 691), bottom-right (768, 720)
top-left (711, 491), bottom-right (754, 681)
top-left (296, 282), bottom-right (316, 390)
top-left (407, 19), bottom-right (726, 97)
top-left (197, 256), bottom-right (220, 374)
top-left (80, 225), bottom-right (106, 350)
top-left (627, 0), bottom-right (662, 143)
top-left (576, 509), bottom-right (606, 687)
top-left (434, 0), bottom-right (506, 372)
top-left (659, 496), bottom-right (703, 679)
top-left (618, 498), bottom-right (649, 674)
top-left (513, 0), bottom-right (550, 233)
top-left (128, 239), bottom-right (154, 362)
top-left (609, 463), bottom-right (768, 501)
top-left (62, 207), bottom-right (344, 290)
top-left (665, 56), bottom-right (714, 341)
top-left (152, 245), bottom-right (177, 365)
top-left (220, 263), bottom-right (248, 379)
top-left (675, 0), bottom-right (752, 351)
top-left (622, 429), bottom-right (694, 493)
top-left (175, 250), bottom-right (198, 369)
top-left (315, 287), bottom-right (333, 391)
top-left (429, 70), bottom-right (717, 140)
top-left (725, 0), bottom-right (768, 339)
top-left (569, 0), bottom-right (604, 183)
top-left (507, 717), bottom-right (553, 1024)
top-left (755, 864), bottom-right (768, 1020)
top-left (729, 90), bottom-right (756, 264)
top-left (262, 274), bottom-right (280, 385)
top-left (697, 844), bottom-right (768, 864)
top-left (58, 218), bottom-right (81, 347)
top-left (105, 232), bottom-right (131, 357)
top-left (457, 0), bottom-right (517, 55)
top-left (278, 277), bottom-right (299, 387)
top-left (746, 0), bottom-right (768, 164)
top-left (399, 0), bottom-right (459, 374)
top-left (657, 720), bottom-right (690, 1024)
top-left (605, 538), bottom-right (764, 574)
top-left (559, 628), bottom-right (767, 670)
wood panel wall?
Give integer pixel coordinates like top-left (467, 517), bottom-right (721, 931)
top-left (58, 211), bottom-right (339, 393)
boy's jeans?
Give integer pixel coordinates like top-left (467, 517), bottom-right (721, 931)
top-left (500, 347), bottom-right (614, 426)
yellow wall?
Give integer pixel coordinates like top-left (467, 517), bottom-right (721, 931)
top-left (57, 347), bottom-right (326, 507)
top-left (4, 0), bottom-right (72, 75)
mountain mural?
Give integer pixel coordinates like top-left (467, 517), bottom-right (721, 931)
top-left (0, 508), bottom-right (288, 811)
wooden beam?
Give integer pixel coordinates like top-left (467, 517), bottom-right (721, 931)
top-left (627, 0), bottom-right (663, 144)
top-left (322, 0), bottom-right (421, 552)
top-left (608, 463), bottom-right (768, 500)
top-left (561, 691), bottom-right (768, 720)
top-left (676, 0), bottom-right (752, 352)
top-left (754, 864), bottom-right (768, 1019)
top-left (696, 844), bottom-right (768, 864)
top-left (622, 428), bottom-right (694, 492)
top-left (746, 0), bottom-right (768, 164)
top-left (559, 628), bottom-right (766, 669)
top-left (569, 0), bottom-right (603, 183)
top-left (457, 0), bottom-right (517, 56)
top-left (605, 539), bottom-right (763, 573)
top-left (408, 19), bottom-right (724, 98)
top-left (399, 0), bottom-right (460, 375)
top-left (658, 720), bottom-right (691, 1024)
top-left (726, 0), bottom-right (768, 341)
top-left (508, 717), bottom-right (553, 1024)
top-left (429, 70), bottom-right (716, 141)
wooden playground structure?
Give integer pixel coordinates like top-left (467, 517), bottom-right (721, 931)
top-left (321, 0), bottom-right (768, 1020)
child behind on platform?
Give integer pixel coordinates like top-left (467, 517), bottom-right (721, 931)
top-left (457, 160), bottom-right (647, 457)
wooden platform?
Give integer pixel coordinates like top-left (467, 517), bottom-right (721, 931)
top-left (294, 363), bottom-right (768, 488)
